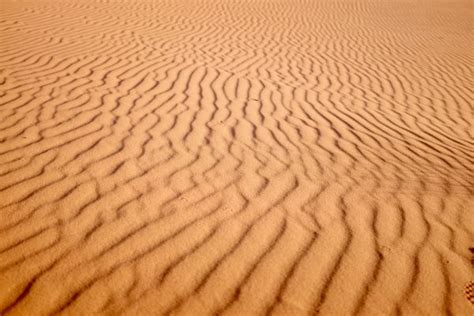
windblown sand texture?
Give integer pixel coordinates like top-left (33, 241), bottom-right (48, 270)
top-left (0, 0), bottom-right (473, 315)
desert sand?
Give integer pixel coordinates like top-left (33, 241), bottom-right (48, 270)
top-left (0, 0), bottom-right (473, 315)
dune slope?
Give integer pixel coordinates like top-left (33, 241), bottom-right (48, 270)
top-left (0, 0), bottom-right (473, 315)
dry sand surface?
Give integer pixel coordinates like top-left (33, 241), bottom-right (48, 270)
top-left (0, 0), bottom-right (473, 315)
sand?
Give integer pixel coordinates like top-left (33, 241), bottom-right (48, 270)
top-left (0, 0), bottom-right (473, 315)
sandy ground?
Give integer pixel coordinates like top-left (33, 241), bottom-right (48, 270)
top-left (0, 0), bottom-right (473, 315)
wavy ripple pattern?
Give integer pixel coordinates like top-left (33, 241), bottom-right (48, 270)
top-left (0, 0), bottom-right (473, 315)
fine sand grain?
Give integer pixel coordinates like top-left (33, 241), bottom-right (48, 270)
top-left (0, 0), bottom-right (473, 315)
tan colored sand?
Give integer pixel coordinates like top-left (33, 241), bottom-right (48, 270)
top-left (0, 0), bottom-right (473, 315)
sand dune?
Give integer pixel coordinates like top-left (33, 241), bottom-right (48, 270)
top-left (0, 0), bottom-right (473, 314)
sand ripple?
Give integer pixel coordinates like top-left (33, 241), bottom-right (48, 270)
top-left (0, 0), bottom-right (473, 315)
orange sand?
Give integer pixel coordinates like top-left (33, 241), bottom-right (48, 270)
top-left (0, 0), bottom-right (473, 315)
